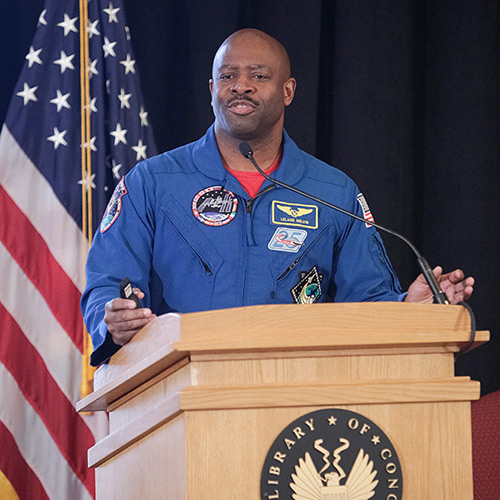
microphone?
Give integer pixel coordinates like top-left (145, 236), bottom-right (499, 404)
top-left (238, 141), bottom-right (450, 305)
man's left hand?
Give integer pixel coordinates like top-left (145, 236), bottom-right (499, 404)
top-left (405, 266), bottom-right (474, 304)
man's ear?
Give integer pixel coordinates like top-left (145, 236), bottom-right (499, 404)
top-left (283, 77), bottom-right (296, 106)
top-left (209, 78), bottom-right (214, 94)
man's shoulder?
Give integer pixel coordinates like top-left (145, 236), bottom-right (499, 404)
top-left (129, 127), bottom-right (219, 179)
top-left (285, 138), bottom-right (356, 191)
top-left (121, 139), bottom-right (197, 186)
top-left (304, 151), bottom-right (353, 186)
top-left (137, 139), bottom-right (199, 174)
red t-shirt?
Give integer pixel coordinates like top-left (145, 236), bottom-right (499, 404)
top-left (226, 151), bottom-right (282, 198)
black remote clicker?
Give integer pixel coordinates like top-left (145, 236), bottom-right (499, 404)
top-left (119, 277), bottom-right (142, 308)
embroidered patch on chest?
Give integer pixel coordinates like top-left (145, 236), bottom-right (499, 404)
top-left (271, 201), bottom-right (318, 229)
top-left (192, 186), bottom-right (238, 226)
top-left (290, 266), bottom-right (323, 304)
top-left (268, 227), bottom-right (307, 253)
top-left (100, 177), bottom-right (127, 233)
top-left (356, 193), bottom-right (375, 228)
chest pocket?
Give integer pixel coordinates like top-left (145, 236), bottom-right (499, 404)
top-left (159, 197), bottom-right (224, 277)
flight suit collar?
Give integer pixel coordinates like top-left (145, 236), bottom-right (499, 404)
top-left (191, 124), bottom-right (306, 195)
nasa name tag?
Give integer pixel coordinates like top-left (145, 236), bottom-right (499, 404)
top-left (268, 227), bottom-right (307, 253)
top-left (271, 201), bottom-right (318, 229)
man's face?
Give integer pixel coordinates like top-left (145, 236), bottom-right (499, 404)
top-left (209, 34), bottom-right (296, 142)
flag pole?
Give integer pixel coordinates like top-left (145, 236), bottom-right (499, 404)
top-left (79, 0), bottom-right (95, 399)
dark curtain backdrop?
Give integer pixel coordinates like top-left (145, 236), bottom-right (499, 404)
top-left (2, 1), bottom-right (499, 394)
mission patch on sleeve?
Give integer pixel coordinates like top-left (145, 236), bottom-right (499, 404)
top-left (100, 177), bottom-right (128, 233)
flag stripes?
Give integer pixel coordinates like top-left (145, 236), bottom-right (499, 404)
top-left (0, 126), bottom-right (85, 291)
top-left (0, 186), bottom-right (83, 350)
top-left (0, 242), bottom-right (83, 403)
top-left (0, 421), bottom-right (49, 500)
top-left (0, 1), bottom-right (156, 497)
top-left (0, 304), bottom-right (95, 493)
top-left (0, 364), bottom-right (94, 500)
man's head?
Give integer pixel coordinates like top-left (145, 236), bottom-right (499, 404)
top-left (209, 29), bottom-right (296, 145)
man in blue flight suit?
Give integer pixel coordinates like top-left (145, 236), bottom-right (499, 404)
top-left (81, 29), bottom-right (474, 366)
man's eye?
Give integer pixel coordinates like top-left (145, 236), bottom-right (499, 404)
top-left (254, 74), bottom-right (268, 80)
top-left (220, 74), bottom-right (233, 80)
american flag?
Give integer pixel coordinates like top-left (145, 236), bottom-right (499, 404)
top-left (0, 0), bottom-right (156, 498)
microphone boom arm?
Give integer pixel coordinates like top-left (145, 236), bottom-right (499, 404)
top-left (239, 142), bottom-right (450, 305)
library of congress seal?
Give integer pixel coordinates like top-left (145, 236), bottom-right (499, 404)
top-left (260, 408), bottom-right (403, 499)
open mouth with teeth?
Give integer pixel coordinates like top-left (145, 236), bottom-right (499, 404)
top-left (228, 100), bottom-right (257, 114)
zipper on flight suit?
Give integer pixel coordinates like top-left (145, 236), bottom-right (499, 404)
top-left (241, 184), bottom-right (276, 304)
top-left (277, 255), bottom-right (302, 280)
top-left (243, 184), bottom-right (276, 246)
top-left (161, 208), bottom-right (214, 276)
top-left (245, 184), bottom-right (275, 214)
top-left (276, 224), bottom-right (331, 281)
top-left (182, 240), bottom-right (213, 275)
top-left (199, 257), bottom-right (213, 275)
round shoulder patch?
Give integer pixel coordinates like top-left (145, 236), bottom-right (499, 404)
top-left (100, 177), bottom-right (128, 233)
top-left (192, 186), bottom-right (238, 226)
top-left (261, 408), bottom-right (403, 499)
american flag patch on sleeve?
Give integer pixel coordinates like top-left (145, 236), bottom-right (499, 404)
top-left (356, 193), bottom-right (375, 228)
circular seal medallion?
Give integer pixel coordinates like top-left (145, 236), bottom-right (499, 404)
top-left (192, 186), bottom-right (238, 226)
top-left (261, 408), bottom-right (403, 499)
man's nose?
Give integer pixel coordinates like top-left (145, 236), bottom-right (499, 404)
top-left (230, 77), bottom-right (254, 94)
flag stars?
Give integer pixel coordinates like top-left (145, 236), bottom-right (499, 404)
top-left (118, 88), bottom-right (132, 109)
top-left (25, 46), bottom-right (42, 68)
top-left (57, 14), bottom-right (79, 36)
top-left (139, 106), bottom-right (149, 127)
top-left (38, 9), bottom-right (47, 26)
top-left (84, 97), bottom-right (98, 114)
top-left (102, 36), bottom-right (117, 58)
top-left (120, 54), bottom-right (136, 75)
top-left (54, 51), bottom-right (75, 73)
top-left (87, 19), bottom-right (100, 39)
top-left (81, 136), bottom-right (97, 152)
top-left (103, 2), bottom-right (120, 23)
top-left (50, 90), bottom-right (71, 112)
top-left (88, 59), bottom-right (99, 78)
top-left (16, 83), bottom-right (38, 105)
top-left (112, 159), bottom-right (122, 179)
top-left (110, 123), bottom-right (127, 145)
top-left (132, 139), bottom-right (147, 160)
top-left (78, 171), bottom-right (96, 192)
top-left (47, 127), bottom-right (68, 149)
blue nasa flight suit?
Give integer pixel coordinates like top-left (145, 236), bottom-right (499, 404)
top-left (81, 125), bottom-right (402, 365)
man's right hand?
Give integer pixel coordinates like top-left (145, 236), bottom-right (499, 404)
top-left (104, 289), bottom-right (156, 346)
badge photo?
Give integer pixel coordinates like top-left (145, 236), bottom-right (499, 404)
top-left (192, 186), bottom-right (238, 226)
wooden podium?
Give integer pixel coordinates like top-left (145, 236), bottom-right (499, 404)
top-left (77, 302), bottom-right (488, 499)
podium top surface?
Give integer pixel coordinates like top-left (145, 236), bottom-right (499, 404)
top-left (76, 303), bottom-right (487, 412)
top-left (176, 302), bottom-right (480, 350)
